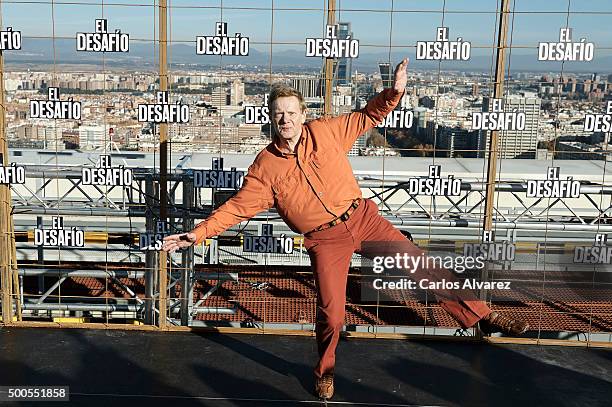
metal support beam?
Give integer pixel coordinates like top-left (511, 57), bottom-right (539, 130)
top-left (10, 211), bottom-right (20, 321)
top-left (323, 0), bottom-right (336, 117)
top-left (181, 178), bottom-right (194, 326)
top-left (479, 0), bottom-right (512, 310)
top-left (483, 0), bottom-right (511, 232)
top-left (158, 0), bottom-right (169, 329)
top-left (144, 175), bottom-right (156, 324)
top-left (18, 269), bottom-right (238, 282)
top-left (22, 303), bottom-right (140, 312)
top-left (0, 25), bottom-right (17, 323)
top-left (191, 307), bottom-right (236, 315)
top-left (36, 217), bottom-right (44, 299)
top-left (35, 277), bottom-right (66, 304)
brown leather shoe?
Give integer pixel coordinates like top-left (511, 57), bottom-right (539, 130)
top-left (479, 311), bottom-right (529, 336)
top-left (314, 374), bottom-right (334, 400)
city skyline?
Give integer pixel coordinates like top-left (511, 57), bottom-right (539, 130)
top-left (2, 0), bottom-right (612, 162)
top-left (2, 0), bottom-right (612, 73)
top-left (5, 37), bottom-right (612, 73)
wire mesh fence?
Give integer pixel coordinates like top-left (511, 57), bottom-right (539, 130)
top-left (0, 0), bottom-right (611, 343)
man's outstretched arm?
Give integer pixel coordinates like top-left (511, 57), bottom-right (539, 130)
top-left (162, 163), bottom-right (273, 253)
top-left (325, 58), bottom-right (409, 153)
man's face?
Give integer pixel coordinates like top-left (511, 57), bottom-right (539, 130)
top-left (270, 96), bottom-right (307, 142)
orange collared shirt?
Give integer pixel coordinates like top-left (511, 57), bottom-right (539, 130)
top-left (192, 88), bottom-right (403, 244)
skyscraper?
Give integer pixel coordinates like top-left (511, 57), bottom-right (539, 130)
top-left (334, 22), bottom-right (353, 86)
top-left (211, 86), bottom-right (229, 107)
top-left (471, 83), bottom-right (480, 97)
top-left (291, 77), bottom-right (322, 98)
top-left (378, 62), bottom-right (393, 88)
top-left (477, 96), bottom-right (541, 159)
top-left (230, 79), bottom-right (245, 106)
top-left (437, 127), bottom-right (480, 158)
top-left (348, 133), bottom-right (367, 156)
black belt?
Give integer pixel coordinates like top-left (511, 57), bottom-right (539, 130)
top-left (309, 198), bottom-right (361, 233)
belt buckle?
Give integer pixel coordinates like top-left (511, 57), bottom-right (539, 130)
top-left (311, 199), bottom-right (360, 233)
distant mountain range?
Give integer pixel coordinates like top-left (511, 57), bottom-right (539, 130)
top-left (5, 38), bottom-right (612, 74)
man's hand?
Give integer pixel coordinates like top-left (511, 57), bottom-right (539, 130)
top-left (162, 232), bottom-right (197, 253)
top-left (393, 57), bottom-right (409, 93)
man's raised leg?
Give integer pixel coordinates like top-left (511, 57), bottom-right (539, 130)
top-left (356, 199), bottom-right (492, 328)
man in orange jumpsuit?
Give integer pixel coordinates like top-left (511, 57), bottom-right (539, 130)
top-left (162, 58), bottom-right (528, 400)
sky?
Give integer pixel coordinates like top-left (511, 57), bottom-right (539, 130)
top-left (1, 0), bottom-right (611, 56)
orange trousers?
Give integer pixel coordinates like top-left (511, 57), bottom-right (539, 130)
top-left (304, 198), bottom-right (491, 378)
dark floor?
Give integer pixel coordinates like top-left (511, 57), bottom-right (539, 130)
top-left (0, 327), bottom-right (610, 407)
